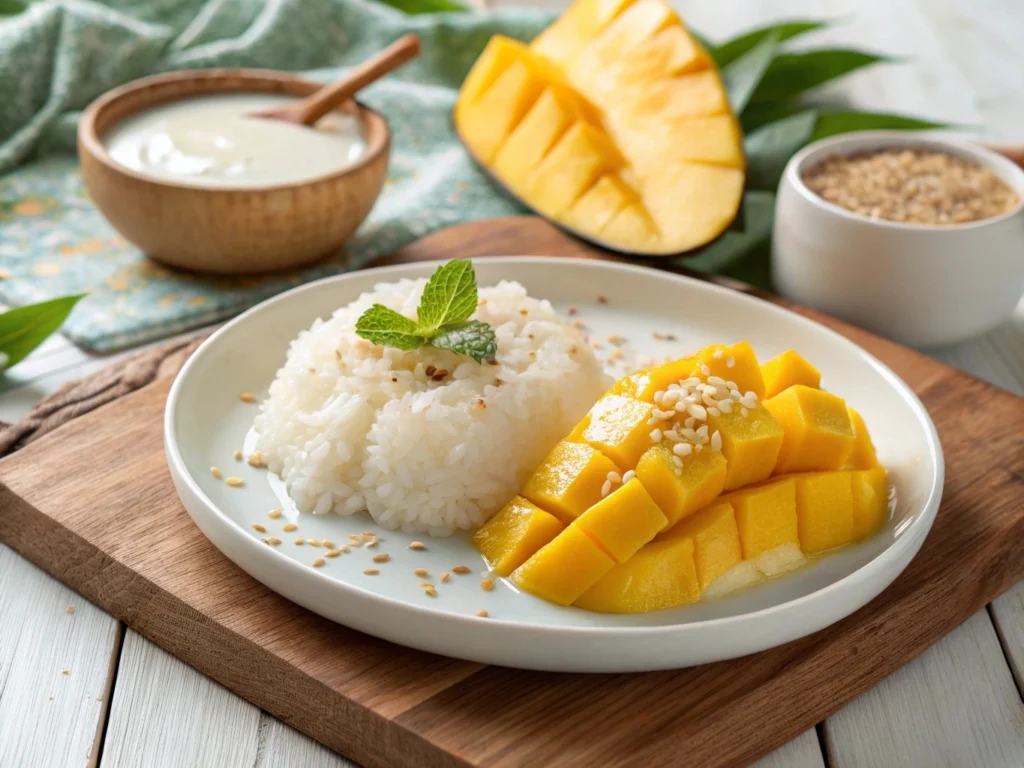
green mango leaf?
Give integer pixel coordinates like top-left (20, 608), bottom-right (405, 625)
top-left (0, 294), bottom-right (85, 370)
top-left (745, 110), bottom-right (819, 190)
top-left (751, 49), bottom-right (894, 103)
top-left (0, 0), bottom-right (25, 15)
top-left (679, 191), bottom-right (776, 275)
top-left (722, 32), bottom-right (780, 114)
top-left (377, 0), bottom-right (465, 13)
top-left (713, 20), bottom-right (829, 67)
top-left (810, 110), bottom-right (950, 142)
top-left (740, 100), bottom-right (805, 132)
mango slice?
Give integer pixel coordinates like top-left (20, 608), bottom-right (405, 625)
top-left (611, 357), bottom-right (695, 402)
top-left (455, 0), bottom-right (744, 255)
top-left (845, 407), bottom-right (881, 470)
top-left (707, 406), bottom-right (784, 491)
top-left (694, 341), bottom-right (765, 400)
top-left (575, 532), bottom-right (700, 613)
top-left (636, 442), bottom-right (727, 527)
top-left (723, 477), bottom-right (804, 576)
top-left (575, 393), bottom-right (655, 470)
top-left (792, 472), bottom-right (855, 554)
top-left (851, 467), bottom-right (889, 539)
top-left (522, 440), bottom-right (620, 523)
top-left (512, 524), bottom-right (616, 605)
top-left (764, 385), bottom-right (855, 474)
top-left (670, 500), bottom-right (742, 593)
top-left (760, 350), bottom-right (822, 399)
top-left (575, 478), bottom-right (667, 562)
top-left (473, 496), bottom-right (565, 576)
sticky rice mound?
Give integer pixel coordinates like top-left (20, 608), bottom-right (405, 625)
top-left (255, 278), bottom-right (610, 536)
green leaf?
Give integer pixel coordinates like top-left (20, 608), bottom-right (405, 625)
top-left (417, 259), bottom-right (478, 334)
top-left (680, 192), bottom-right (776, 274)
top-left (0, 294), bottom-right (84, 370)
top-left (429, 321), bottom-right (497, 363)
top-left (375, 0), bottom-right (465, 13)
top-left (740, 100), bottom-right (805, 132)
top-left (722, 32), bottom-right (780, 114)
top-left (713, 20), bottom-right (829, 67)
top-left (751, 49), bottom-right (893, 103)
top-left (810, 110), bottom-right (950, 142)
top-left (744, 110), bottom-right (819, 190)
top-left (0, 0), bottom-right (26, 15)
top-left (354, 304), bottom-right (426, 351)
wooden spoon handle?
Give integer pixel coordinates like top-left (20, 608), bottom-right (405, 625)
top-left (291, 34), bottom-right (421, 126)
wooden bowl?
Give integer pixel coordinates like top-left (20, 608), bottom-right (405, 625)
top-left (78, 69), bottom-right (390, 275)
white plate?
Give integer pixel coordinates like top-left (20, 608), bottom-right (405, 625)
top-left (165, 257), bottom-right (943, 672)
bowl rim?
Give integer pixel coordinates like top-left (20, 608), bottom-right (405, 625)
top-left (784, 130), bottom-right (1024, 232)
top-left (77, 67), bottom-right (391, 194)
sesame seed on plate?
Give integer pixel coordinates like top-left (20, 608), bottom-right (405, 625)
top-left (424, 585), bottom-right (437, 597)
top-left (308, 539), bottom-right (322, 547)
top-left (419, 580), bottom-right (432, 588)
top-left (312, 558), bottom-right (325, 567)
top-left (440, 571), bottom-right (451, 583)
top-left (240, 392), bottom-right (256, 403)
top-left (453, 565), bottom-right (471, 574)
top-left (268, 509), bottom-right (282, 519)
top-left (326, 549), bottom-right (342, 558)
top-left (233, 450), bottom-right (242, 461)
top-left (567, 306), bottom-right (578, 315)
top-left (475, 610), bottom-right (489, 618)
top-left (210, 466), bottom-right (222, 479)
top-left (481, 578), bottom-right (495, 592)
top-left (268, 537), bottom-right (282, 546)
top-left (225, 477), bottom-right (244, 487)
top-left (294, 537), bottom-right (305, 545)
top-left (252, 524), bottom-right (266, 533)
top-left (66, 606), bottom-right (75, 615)
top-left (414, 568), bottom-right (429, 577)
top-left (373, 554), bottom-right (390, 563)
top-left (409, 541), bottom-right (426, 551)
top-left (597, 295), bottom-right (608, 304)
top-left (282, 523), bottom-right (298, 532)
top-left (363, 568), bottom-right (379, 576)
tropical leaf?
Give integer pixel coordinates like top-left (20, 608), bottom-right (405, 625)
top-left (810, 110), bottom-right (951, 142)
top-left (0, 295), bottom-right (85, 370)
top-left (0, 0), bottom-right (25, 15)
top-left (721, 32), bottom-right (780, 114)
top-left (740, 100), bottom-right (805, 133)
top-left (712, 20), bottom-right (829, 67)
top-left (744, 110), bottom-right (819, 190)
top-left (751, 49), bottom-right (893, 103)
top-left (378, 0), bottom-right (465, 13)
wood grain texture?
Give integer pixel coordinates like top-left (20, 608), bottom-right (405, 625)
top-left (1, 217), bottom-right (1023, 768)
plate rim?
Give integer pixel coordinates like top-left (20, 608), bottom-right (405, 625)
top-left (164, 256), bottom-right (944, 662)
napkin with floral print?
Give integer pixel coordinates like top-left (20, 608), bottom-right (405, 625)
top-left (0, 0), bottom-right (551, 351)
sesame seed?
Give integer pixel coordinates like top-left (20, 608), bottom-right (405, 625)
top-left (453, 565), bottom-right (471, 574)
top-left (672, 456), bottom-right (684, 467)
top-left (363, 568), bottom-right (379, 576)
top-left (225, 477), bottom-right (244, 487)
top-left (424, 585), bottom-right (437, 597)
top-left (440, 571), bottom-right (451, 583)
top-left (268, 509), bottom-right (282, 519)
top-left (707, 407), bottom-right (720, 417)
top-left (726, 357), bottom-right (735, 368)
top-left (597, 295), bottom-right (608, 304)
top-left (414, 568), bottom-right (429, 577)
top-left (362, 531), bottom-right (375, 539)
top-left (711, 430), bottom-right (723, 452)
top-left (419, 580), bottom-right (432, 588)
top-left (308, 539), bottom-right (322, 547)
top-left (567, 306), bottom-right (578, 315)
top-left (282, 523), bottom-right (297, 532)
top-left (326, 549), bottom-right (342, 558)
top-left (700, 364), bottom-right (711, 376)
top-left (475, 610), bottom-right (489, 618)
top-left (409, 541), bottom-right (426, 551)
top-left (373, 554), bottom-right (390, 563)
top-left (519, 308), bottom-right (528, 316)
top-left (741, 407), bottom-right (749, 417)
top-left (365, 538), bottom-right (379, 549)
top-left (252, 524), bottom-right (266, 533)
top-left (622, 470), bottom-right (636, 483)
top-left (571, 319), bottom-right (586, 330)
top-left (322, 540), bottom-right (336, 549)
top-left (268, 537), bottom-right (282, 546)
top-left (649, 428), bottom-right (663, 442)
top-left (481, 578), bottom-right (495, 592)
top-left (62, 670), bottom-right (70, 676)
top-left (600, 479), bottom-right (612, 498)
top-left (65, 606), bottom-right (74, 614)
top-left (233, 450), bottom-right (242, 461)
top-left (210, 466), bottom-right (222, 479)
top-left (240, 392), bottom-right (256, 403)
top-left (247, 451), bottom-right (266, 468)
top-left (294, 537), bottom-right (305, 545)
top-left (713, 349), bottom-right (724, 360)
top-left (312, 558), bottom-right (325, 567)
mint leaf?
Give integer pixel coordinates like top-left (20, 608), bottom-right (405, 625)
top-left (416, 260), bottom-right (478, 334)
top-left (429, 321), bottom-right (497, 363)
top-left (355, 304), bottom-right (425, 350)
top-left (0, 294), bottom-right (85, 370)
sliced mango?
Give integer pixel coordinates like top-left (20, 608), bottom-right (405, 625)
top-left (563, 175), bottom-right (638, 233)
top-left (694, 340), bottom-right (765, 400)
top-left (575, 478), bottom-right (667, 562)
top-left (635, 442), bottom-right (727, 527)
top-left (611, 357), bottom-right (694, 402)
top-left (760, 350), bottom-right (821, 399)
top-left (526, 121), bottom-right (625, 217)
top-left (512, 524), bottom-right (616, 605)
top-left (531, 0), bottom-right (638, 68)
top-left (723, 477), bottom-right (803, 576)
top-left (522, 440), bottom-right (620, 523)
top-left (851, 467), bottom-right (889, 539)
top-left (575, 532), bottom-right (699, 613)
top-left (792, 472), bottom-right (855, 554)
top-left (670, 500), bottom-right (742, 593)
top-left (845, 407), bottom-right (881, 470)
top-left (708, 406), bottom-right (784, 491)
top-left (576, 393), bottom-right (655, 470)
top-left (764, 386), bottom-right (855, 474)
top-left (473, 496), bottom-right (564, 577)
top-left (493, 89), bottom-right (577, 196)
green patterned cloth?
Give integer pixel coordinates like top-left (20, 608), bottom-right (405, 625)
top-left (0, 0), bottom-right (551, 351)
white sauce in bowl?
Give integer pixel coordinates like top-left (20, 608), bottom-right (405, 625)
top-left (103, 93), bottom-right (368, 187)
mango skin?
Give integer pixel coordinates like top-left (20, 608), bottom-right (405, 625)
top-left (512, 524), bottom-right (616, 606)
top-left (851, 467), bottom-right (889, 539)
top-left (522, 440), bottom-right (620, 524)
top-left (636, 442), bottom-right (726, 527)
top-left (473, 496), bottom-right (564, 577)
top-left (791, 472), bottom-right (855, 554)
top-left (760, 350), bottom-right (821, 399)
top-left (670, 500), bottom-right (741, 592)
top-left (575, 534), bottom-right (699, 614)
top-left (764, 385), bottom-right (855, 474)
top-left (575, 478), bottom-right (667, 562)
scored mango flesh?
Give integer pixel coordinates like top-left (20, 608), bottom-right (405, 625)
top-left (454, 0), bottom-right (745, 256)
top-left (476, 342), bottom-right (891, 613)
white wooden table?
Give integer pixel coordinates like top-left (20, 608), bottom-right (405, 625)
top-left (2, 1), bottom-right (1024, 765)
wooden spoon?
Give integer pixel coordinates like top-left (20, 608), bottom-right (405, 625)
top-left (251, 34), bottom-right (421, 126)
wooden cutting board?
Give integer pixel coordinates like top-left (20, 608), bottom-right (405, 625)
top-left (1, 217), bottom-right (1022, 768)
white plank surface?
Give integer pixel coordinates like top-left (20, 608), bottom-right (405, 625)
top-left (2, 0), bottom-right (1024, 766)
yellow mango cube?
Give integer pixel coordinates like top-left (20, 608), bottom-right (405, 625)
top-left (723, 477), bottom-right (802, 575)
top-left (493, 90), bottom-right (576, 195)
top-left (764, 385), bottom-right (855, 474)
top-left (575, 534), bottom-right (700, 613)
top-left (636, 442), bottom-right (727, 527)
top-left (575, 478), bottom-right (667, 562)
top-left (670, 500), bottom-right (741, 592)
top-left (760, 350), bottom-right (821, 399)
top-left (473, 496), bottom-right (565, 576)
top-left (792, 472), bottom-right (855, 554)
top-left (694, 340), bottom-right (765, 399)
top-left (851, 467), bottom-right (889, 539)
top-left (577, 393), bottom-right (654, 470)
top-left (845, 407), bottom-right (881, 470)
top-left (457, 36), bottom-right (526, 108)
top-left (512, 524), bottom-right (616, 606)
top-left (707, 406), bottom-right (784, 490)
top-left (612, 357), bottom-right (695, 402)
top-left (530, 0), bottom-right (637, 67)
top-left (563, 174), bottom-right (637, 235)
top-left (528, 122), bottom-right (624, 217)
top-left (627, 71), bottom-right (730, 120)
top-left (639, 162), bottom-right (745, 253)
top-left (599, 203), bottom-right (659, 250)
top-left (458, 59), bottom-right (546, 165)
top-left (522, 440), bottom-right (620, 523)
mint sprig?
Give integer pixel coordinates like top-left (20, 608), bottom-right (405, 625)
top-left (355, 260), bottom-right (497, 364)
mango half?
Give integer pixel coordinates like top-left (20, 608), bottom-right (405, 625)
top-left (454, 0), bottom-right (745, 256)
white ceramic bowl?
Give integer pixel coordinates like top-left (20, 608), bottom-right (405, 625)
top-left (165, 257), bottom-right (943, 672)
top-left (773, 131), bottom-right (1024, 348)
